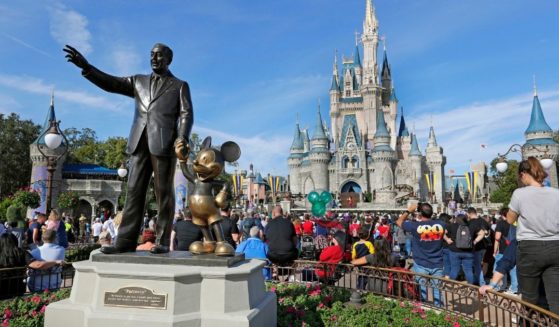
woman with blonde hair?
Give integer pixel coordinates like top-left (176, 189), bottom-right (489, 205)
top-left (507, 157), bottom-right (559, 314)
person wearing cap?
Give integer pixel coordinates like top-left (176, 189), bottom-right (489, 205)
top-left (136, 230), bottom-right (156, 251)
top-left (28, 229), bottom-right (65, 292)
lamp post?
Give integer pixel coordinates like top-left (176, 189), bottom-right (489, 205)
top-left (36, 118), bottom-right (68, 215)
top-left (496, 144), bottom-right (554, 173)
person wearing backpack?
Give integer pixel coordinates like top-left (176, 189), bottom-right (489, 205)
top-left (446, 214), bottom-right (486, 284)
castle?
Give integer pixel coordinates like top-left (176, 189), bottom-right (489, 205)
top-left (288, 0), bottom-right (446, 207)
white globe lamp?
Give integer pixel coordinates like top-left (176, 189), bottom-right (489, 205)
top-left (496, 161), bottom-right (508, 173)
top-left (44, 132), bottom-right (63, 150)
top-left (540, 158), bottom-right (554, 170)
top-left (117, 162), bottom-right (128, 178)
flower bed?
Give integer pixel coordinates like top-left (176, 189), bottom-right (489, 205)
top-left (268, 282), bottom-right (484, 327)
top-left (1, 289), bottom-right (70, 327)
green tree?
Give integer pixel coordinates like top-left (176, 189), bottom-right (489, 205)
top-left (554, 129), bottom-right (559, 143)
top-left (64, 127), bottom-right (103, 164)
top-left (101, 137), bottom-right (128, 169)
top-left (0, 113), bottom-right (41, 197)
top-left (489, 158), bottom-right (519, 205)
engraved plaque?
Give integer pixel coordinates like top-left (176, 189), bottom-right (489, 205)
top-left (104, 286), bottom-right (167, 309)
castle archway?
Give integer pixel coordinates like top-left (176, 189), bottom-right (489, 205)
top-left (340, 180), bottom-right (361, 208)
top-left (341, 181), bottom-right (361, 193)
top-left (303, 176), bottom-right (315, 196)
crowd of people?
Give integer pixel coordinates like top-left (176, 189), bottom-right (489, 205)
top-left (1, 157), bottom-right (557, 316)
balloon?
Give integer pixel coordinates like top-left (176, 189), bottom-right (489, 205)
top-left (307, 191), bottom-right (319, 203)
top-left (319, 191), bottom-right (332, 204)
top-left (312, 203), bottom-right (326, 217)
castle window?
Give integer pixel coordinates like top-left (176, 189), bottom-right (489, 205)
top-left (352, 156), bottom-right (359, 168)
top-left (342, 156), bottom-right (349, 169)
top-left (345, 90), bottom-right (351, 97)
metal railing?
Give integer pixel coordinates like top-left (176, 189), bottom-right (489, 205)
top-left (267, 260), bottom-right (559, 327)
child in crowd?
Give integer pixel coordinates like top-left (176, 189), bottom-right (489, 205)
top-left (352, 227), bottom-right (375, 289)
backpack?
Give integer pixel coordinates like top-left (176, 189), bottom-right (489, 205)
top-left (455, 224), bottom-right (472, 249)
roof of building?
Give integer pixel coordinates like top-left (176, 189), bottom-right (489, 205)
top-left (339, 114), bottom-right (362, 148)
top-left (353, 45), bottom-right (361, 67)
top-left (381, 50), bottom-right (391, 80)
top-left (409, 133), bottom-right (421, 156)
top-left (398, 107), bottom-right (409, 137)
top-left (427, 126), bottom-right (438, 148)
top-left (33, 95), bottom-right (66, 146)
top-left (525, 95), bottom-right (553, 134)
top-left (290, 123), bottom-right (304, 150)
top-left (62, 164), bottom-right (118, 176)
top-left (312, 108), bottom-right (328, 140)
top-left (374, 109), bottom-right (390, 138)
top-left (254, 173), bottom-right (265, 184)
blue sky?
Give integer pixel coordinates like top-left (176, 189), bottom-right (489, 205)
top-left (1, 0), bottom-right (558, 177)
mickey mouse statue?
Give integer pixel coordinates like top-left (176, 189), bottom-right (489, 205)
top-left (175, 136), bottom-right (240, 256)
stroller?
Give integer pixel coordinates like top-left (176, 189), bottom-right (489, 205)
top-left (300, 235), bottom-right (317, 260)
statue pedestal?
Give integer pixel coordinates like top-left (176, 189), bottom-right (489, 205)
top-left (45, 250), bottom-right (276, 327)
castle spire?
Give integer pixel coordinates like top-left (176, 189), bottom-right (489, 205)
top-left (398, 107), bottom-right (409, 137)
top-left (427, 126), bottom-right (438, 148)
top-left (525, 90), bottom-right (552, 134)
top-left (330, 51), bottom-right (340, 91)
top-left (33, 92), bottom-right (58, 145)
top-left (361, 0), bottom-right (379, 86)
top-left (364, 0), bottom-right (378, 33)
top-left (290, 122), bottom-right (304, 150)
top-left (409, 133), bottom-right (421, 156)
top-left (312, 101), bottom-right (327, 140)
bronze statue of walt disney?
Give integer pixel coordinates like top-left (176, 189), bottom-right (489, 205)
top-left (176, 137), bottom-right (240, 256)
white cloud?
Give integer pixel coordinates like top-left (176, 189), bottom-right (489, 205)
top-left (409, 88), bottom-right (559, 173)
top-left (111, 45), bottom-right (142, 76)
top-left (0, 74), bottom-right (121, 111)
top-left (0, 94), bottom-right (22, 113)
top-left (194, 125), bottom-right (291, 176)
top-left (49, 3), bottom-right (92, 55)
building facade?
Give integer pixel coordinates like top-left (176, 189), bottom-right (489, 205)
top-left (288, 0), bottom-right (446, 207)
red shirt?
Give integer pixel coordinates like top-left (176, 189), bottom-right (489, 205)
top-left (315, 245), bottom-right (344, 279)
top-left (302, 221), bottom-right (314, 235)
top-left (349, 223), bottom-right (360, 237)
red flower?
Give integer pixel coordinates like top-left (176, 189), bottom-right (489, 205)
top-left (270, 287), bottom-right (276, 292)
top-left (31, 295), bottom-right (41, 305)
top-left (40, 305), bottom-right (47, 314)
top-left (453, 322), bottom-right (461, 327)
top-left (318, 302), bottom-right (325, 309)
top-left (3, 309), bottom-right (12, 319)
top-left (399, 301), bottom-right (405, 307)
top-left (3, 319), bottom-right (10, 327)
top-left (331, 315), bottom-right (337, 321)
top-left (31, 310), bottom-right (37, 317)
top-left (420, 313), bottom-right (427, 319)
top-left (323, 295), bottom-right (332, 303)
top-left (445, 315), bottom-right (452, 322)
top-left (308, 289), bottom-right (321, 296)
top-left (286, 306), bottom-right (296, 314)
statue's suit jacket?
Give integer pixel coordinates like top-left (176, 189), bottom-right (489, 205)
top-left (83, 66), bottom-right (193, 156)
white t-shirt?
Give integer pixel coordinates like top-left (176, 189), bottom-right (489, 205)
top-left (509, 186), bottom-right (559, 241)
top-left (103, 219), bottom-right (116, 238)
top-left (92, 222), bottom-right (103, 237)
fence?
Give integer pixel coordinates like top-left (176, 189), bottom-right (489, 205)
top-left (268, 260), bottom-right (559, 327)
top-left (0, 243), bottom-right (98, 300)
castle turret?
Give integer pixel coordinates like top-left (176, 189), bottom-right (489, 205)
top-left (380, 49), bottom-right (392, 106)
top-left (361, 0), bottom-right (379, 86)
top-left (310, 106), bottom-right (331, 191)
top-left (425, 126), bottom-right (446, 203)
top-left (330, 52), bottom-right (341, 144)
top-left (522, 85), bottom-right (558, 187)
top-left (371, 108), bottom-right (395, 202)
top-left (396, 107), bottom-right (411, 160)
top-left (30, 93), bottom-right (68, 215)
top-left (288, 122), bottom-right (304, 194)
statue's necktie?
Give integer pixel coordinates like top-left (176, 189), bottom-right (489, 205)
top-left (151, 76), bottom-right (160, 98)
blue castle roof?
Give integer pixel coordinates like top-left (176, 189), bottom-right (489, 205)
top-left (290, 123), bottom-right (304, 150)
top-left (374, 109), bottom-right (390, 138)
top-left (33, 95), bottom-right (66, 146)
top-left (409, 133), bottom-right (421, 156)
top-left (398, 108), bottom-right (409, 137)
top-left (525, 95), bottom-right (553, 134)
top-left (339, 114), bottom-right (362, 148)
top-left (312, 109), bottom-right (328, 140)
top-left (330, 75), bottom-right (339, 91)
top-left (353, 45), bottom-right (361, 67)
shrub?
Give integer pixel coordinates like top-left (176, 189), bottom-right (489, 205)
top-left (13, 190), bottom-right (41, 209)
top-left (65, 244), bottom-right (101, 262)
top-left (56, 191), bottom-right (80, 210)
top-left (268, 283), bottom-right (483, 327)
top-left (0, 289), bottom-right (70, 327)
top-left (6, 204), bottom-right (26, 228)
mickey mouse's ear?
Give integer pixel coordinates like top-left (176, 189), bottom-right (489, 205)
top-left (221, 141), bottom-right (241, 162)
top-left (201, 136), bottom-right (212, 149)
